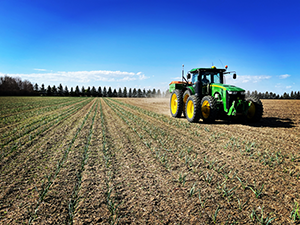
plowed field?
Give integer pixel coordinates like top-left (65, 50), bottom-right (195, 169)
top-left (0, 97), bottom-right (299, 224)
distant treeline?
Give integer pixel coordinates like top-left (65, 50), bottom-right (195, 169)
top-left (0, 76), bottom-right (34, 96)
top-left (1, 75), bottom-right (300, 99)
top-left (246, 90), bottom-right (300, 99)
top-left (0, 75), bottom-right (163, 97)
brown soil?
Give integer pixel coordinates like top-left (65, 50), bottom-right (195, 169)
top-left (0, 97), bottom-right (299, 224)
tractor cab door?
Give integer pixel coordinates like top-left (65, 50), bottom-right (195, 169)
top-left (201, 72), bottom-right (223, 95)
top-left (201, 72), bottom-right (212, 95)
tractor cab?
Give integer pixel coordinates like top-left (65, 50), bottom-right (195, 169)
top-left (187, 67), bottom-right (226, 96)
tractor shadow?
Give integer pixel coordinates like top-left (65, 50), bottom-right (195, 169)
top-left (212, 117), bottom-right (295, 128)
top-left (248, 117), bottom-right (295, 128)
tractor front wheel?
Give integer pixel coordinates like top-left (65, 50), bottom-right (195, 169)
top-left (170, 90), bottom-right (183, 118)
top-left (185, 95), bottom-right (201, 122)
top-left (182, 89), bottom-right (191, 117)
top-left (245, 95), bottom-right (263, 122)
top-left (200, 96), bottom-right (218, 123)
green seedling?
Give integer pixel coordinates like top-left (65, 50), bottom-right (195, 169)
top-left (237, 198), bottom-right (249, 211)
top-left (185, 155), bottom-right (190, 165)
top-left (222, 170), bottom-right (232, 180)
top-left (291, 201), bottom-right (300, 221)
top-left (236, 176), bottom-right (248, 190)
top-left (290, 153), bottom-right (299, 162)
top-left (204, 171), bottom-right (214, 184)
top-left (179, 150), bottom-right (185, 159)
top-left (208, 159), bottom-right (217, 169)
top-left (230, 171), bottom-right (237, 181)
top-left (250, 207), bottom-right (276, 225)
top-left (216, 163), bottom-right (226, 173)
top-left (187, 146), bottom-right (193, 154)
top-left (212, 205), bottom-right (220, 223)
top-left (189, 182), bottom-right (197, 197)
top-left (178, 173), bottom-right (187, 186)
top-left (223, 185), bottom-right (236, 199)
top-left (198, 189), bottom-right (207, 208)
top-left (223, 142), bottom-right (230, 149)
top-left (289, 168), bottom-right (295, 177)
top-left (160, 153), bottom-right (167, 163)
top-left (275, 151), bottom-right (283, 165)
top-left (249, 183), bottom-right (264, 199)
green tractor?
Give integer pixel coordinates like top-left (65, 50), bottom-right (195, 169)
top-left (169, 65), bottom-right (263, 123)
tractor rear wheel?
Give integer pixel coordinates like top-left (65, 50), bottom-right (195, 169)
top-left (245, 95), bottom-right (263, 122)
top-left (182, 89), bottom-right (191, 117)
top-left (200, 95), bottom-right (218, 123)
top-left (185, 95), bottom-right (201, 122)
top-left (170, 89), bottom-right (183, 118)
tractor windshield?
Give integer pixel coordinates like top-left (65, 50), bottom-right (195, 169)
top-left (213, 73), bottom-right (221, 83)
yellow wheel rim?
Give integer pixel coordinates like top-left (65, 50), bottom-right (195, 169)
top-left (201, 100), bottom-right (210, 119)
top-left (186, 100), bottom-right (194, 119)
top-left (171, 93), bottom-right (178, 115)
top-left (183, 94), bottom-right (189, 105)
top-left (183, 94), bottom-right (189, 112)
top-left (247, 102), bottom-right (256, 119)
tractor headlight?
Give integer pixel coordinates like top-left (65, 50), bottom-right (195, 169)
top-left (228, 91), bottom-right (238, 94)
top-left (240, 91), bottom-right (245, 95)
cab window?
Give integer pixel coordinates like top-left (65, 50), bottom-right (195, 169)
top-left (192, 73), bottom-right (198, 83)
top-left (214, 73), bottom-right (221, 83)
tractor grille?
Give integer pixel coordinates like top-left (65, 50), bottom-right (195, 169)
top-left (226, 92), bottom-right (245, 110)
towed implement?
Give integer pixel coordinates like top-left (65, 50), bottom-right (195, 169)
top-left (169, 65), bottom-right (263, 123)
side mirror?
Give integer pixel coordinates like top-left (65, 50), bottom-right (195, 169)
top-left (187, 73), bottom-right (191, 79)
top-left (233, 73), bottom-right (237, 79)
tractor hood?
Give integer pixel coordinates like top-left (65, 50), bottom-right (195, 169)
top-left (212, 83), bottom-right (245, 92)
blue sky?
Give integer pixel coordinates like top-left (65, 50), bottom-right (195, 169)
top-left (0, 0), bottom-right (299, 95)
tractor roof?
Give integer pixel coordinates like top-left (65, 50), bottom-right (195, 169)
top-left (189, 68), bottom-right (226, 73)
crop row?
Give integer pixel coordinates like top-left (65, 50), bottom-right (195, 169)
top-left (67, 101), bottom-right (98, 224)
top-left (0, 98), bottom-right (91, 145)
top-left (0, 97), bottom-right (46, 111)
top-left (100, 99), bottom-right (190, 223)
top-left (98, 100), bottom-right (121, 224)
top-left (0, 97), bottom-right (80, 117)
top-left (0, 99), bottom-right (95, 224)
top-left (0, 97), bottom-right (88, 127)
top-left (28, 100), bottom-right (97, 224)
top-left (0, 99), bottom-right (93, 163)
top-left (0, 98), bottom-right (91, 143)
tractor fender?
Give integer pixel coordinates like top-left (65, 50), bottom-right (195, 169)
top-left (185, 86), bottom-right (195, 95)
